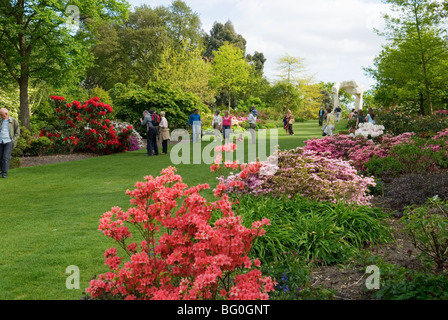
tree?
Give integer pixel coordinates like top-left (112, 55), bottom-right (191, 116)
top-left (154, 41), bottom-right (215, 106)
top-left (275, 54), bottom-right (306, 85)
top-left (246, 51), bottom-right (266, 75)
top-left (365, 0), bottom-right (448, 115)
top-left (0, 0), bottom-right (129, 129)
top-left (297, 77), bottom-right (326, 119)
top-left (266, 81), bottom-right (302, 114)
top-left (210, 43), bottom-right (252, 110)
top-left (203, 21), bottom-right (246, 59)
top-left (85, 1), bottom-right (204, 91)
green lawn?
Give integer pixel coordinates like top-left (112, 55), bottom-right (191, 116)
top-left (0, 120), bottom-right (347, 300)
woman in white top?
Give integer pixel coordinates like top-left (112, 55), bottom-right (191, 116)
top-left (212, 110), bottom-right (223, 141)
top-left (159, 111), bottom-right (170, 154)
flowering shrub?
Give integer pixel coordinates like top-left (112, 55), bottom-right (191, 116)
top-left (303, 132), bottom-right (417, 172)
top-left (86, 167), bottom-right (274, 300)
top-left (353, 122), bottom-right (385, 139)
top-left (41, 96), bottom-right (132, 154)
top-left (216, 147), bottom-right (376, 206)
top-left (111, 121), bottom-right (144, 150)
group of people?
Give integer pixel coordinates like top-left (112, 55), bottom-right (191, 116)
top-left (141, 105), bottom-right (259, 156)
top-left (140, 109), bottom-right (170, 156)
top-left (210, 106), bottom-right (258, 144)
top-left (282, 110), bottom-right (295, 136)
top-left (0, 108), bottom-right (20, 179)
top-left (318, 105), bottom-right (377, 137)
top-left (348, 108), bottom-right (376, 129)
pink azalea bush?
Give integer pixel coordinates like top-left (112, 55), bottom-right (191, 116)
top-left (303, 132), bottom-right (416, 172)
top-left (215, 147), bottom-right (376, 206)
top-left (86, 166), bottom-right (274, 300)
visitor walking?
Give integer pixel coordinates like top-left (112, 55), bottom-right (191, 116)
top-left (212, 110), bottom-right (223, 141)
top-left (188, 109), bottom-right (202, 143)
top-left (322, 107), bottom-right (335, 136)
top-left (248, 107), bottom-right (257, 144)
top-left (318, 107), bottom-right (325, 126)
top-left (335, 105), bottom-right (342, 122)
top-left (222, 111), bottom-right (232, 144)
top-left (158, 111), bottom-right (170, 154)
top-left (141, 110), bottom-right (158, 156)
top-left (283, 113), bottom-right (289, 134)
top-left (0, 108), bottom-right (20, 178)
top-left (286, 110), bottom-right (295, 136)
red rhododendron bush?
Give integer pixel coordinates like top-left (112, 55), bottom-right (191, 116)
top-left (40, 96), bottom-right (132, 154)
top-left (86, 167), bottom-right (274, 300)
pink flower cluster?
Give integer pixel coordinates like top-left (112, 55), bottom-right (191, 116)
top-left (86, 167), bottom-right (274, 300)
top-left (213, 145), bottom-right (375, 206)
top-left (303, 132), bottom-right (416, 172)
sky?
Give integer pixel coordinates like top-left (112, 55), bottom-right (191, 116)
top-left (128, 0), bottom-right (392, 90)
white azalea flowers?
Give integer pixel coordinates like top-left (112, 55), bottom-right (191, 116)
top-left (351, 123), bottom-right (385, 139)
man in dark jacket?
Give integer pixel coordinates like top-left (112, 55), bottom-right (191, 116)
top-left (141, 110), bottom-right (159, 156)
top-left (0, 108), bottom-right (20, 178)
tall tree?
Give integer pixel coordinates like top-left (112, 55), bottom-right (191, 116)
top-left (203, 21), bottom-right (246, 59)
top-left (86, 1), bottom-right (204, 90)
top-left (275, 54), bottom-right (306, 85)
top-left (266, 81), bottom-right (301, 114)
top-left (154, 41), bottom-right (215, 106)
top-left (365, 0), bottom-right (448, 115)
top-left (210, 42), bottom-right (252, 110)
top-left (0, 0), bottom-right (129, 129)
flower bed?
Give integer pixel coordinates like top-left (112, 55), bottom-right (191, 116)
top-left (86, 167), bottom-right (274, 300)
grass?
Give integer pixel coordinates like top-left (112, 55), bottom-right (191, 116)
top-left (0, 120), bottom-right (347, 300)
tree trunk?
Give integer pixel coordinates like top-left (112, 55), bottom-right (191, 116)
top-left (19, 74), bottom-right (31, 130)
top-left (413, 3), bottom-right (433, 116)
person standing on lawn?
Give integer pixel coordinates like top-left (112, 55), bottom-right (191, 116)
top-left (158, 111), bottom-right (170, 154)
top-left (248, 107), bottom-right (257, 144)
top-left (222, 110), bottom-right (232, 144)
top-left (0, 108), bottom-right (20, 178)
top-left (141, 110), bottom-right (158, 156)
top-left (318, 107), bottom-right (325, 126)
top-left (188, 109), bottom-right (202, 143)
top-left (286, 109), bottom-right (295, 136)
top-left (212, 110), bottom-right (223, 141)
top-left (323, 107), bottom-right (335, 136)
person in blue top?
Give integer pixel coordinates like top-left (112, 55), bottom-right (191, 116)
top-left (188, 109), bottom-right (202, 143)
top-left (366, 108), bottom-right (376, 124)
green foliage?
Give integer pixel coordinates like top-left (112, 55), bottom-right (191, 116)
top-left (376, 109), bottom-right (448, 137)
top-left (365, 137), bottom-right (448, 177)
top-left (365, 0), bottom-right (448, 115)
top-left (372, 263), bottom-right (448, 300)
top-left (28, 137), bottom-right (53, 157)
top-left (203, 21), bottom-right (247, 59)
top-left (85, 2), bottom-right (202, 91)
top-left (266, 81), bottom-right (302, 114)
top-left (401, 197), bottom-right (448, 271)
top-left (262, 253), bottom-right (336, 300)
top-left (210, 43), bottom-right (253, 109)
top-left (11, 127), bottom-right (32, 158)
top-left (110, 81), bottom-right (209, 135)
top-left (235, 195), bottom-right (393, 266)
